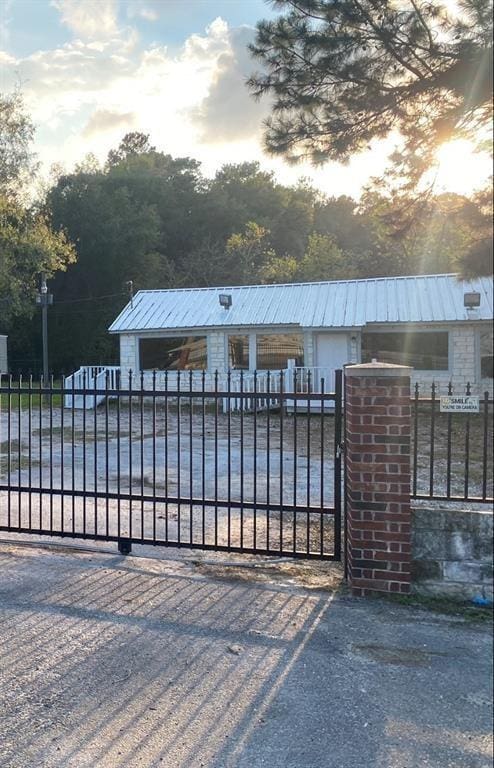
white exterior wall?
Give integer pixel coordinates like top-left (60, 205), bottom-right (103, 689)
top-left (304, 332), bottom-right (314, 367)
top-left (120, 334), bottom-right (138, 373)
top-left (410, 324), bottom-right (492, 395)
top-left (360, 323), bottom-right (492, 396)
top-left (115, 322), bottom-right (493, 395)
top-left (119, 331), bottom-right (226, 373)
top-left (208, 331), bottom-right (227, 371)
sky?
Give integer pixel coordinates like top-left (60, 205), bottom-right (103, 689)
top-left (0, 0), bottom-right (490, 198)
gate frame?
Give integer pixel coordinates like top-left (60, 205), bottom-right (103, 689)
top-left (0, 370), bottom-right (344, 562)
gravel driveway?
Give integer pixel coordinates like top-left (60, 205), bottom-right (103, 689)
top-left (0, 540), bottom-right (492, 768)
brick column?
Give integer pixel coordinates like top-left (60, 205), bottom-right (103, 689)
top-left (345, 362), bottom-right (412, 597)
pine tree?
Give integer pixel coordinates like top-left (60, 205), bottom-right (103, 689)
top-left (248, 1), bottom-right (492, 187)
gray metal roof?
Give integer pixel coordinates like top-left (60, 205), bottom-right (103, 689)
top-left (108, 274), bottom-right (493, 333)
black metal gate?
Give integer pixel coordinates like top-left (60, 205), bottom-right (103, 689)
top-left (0, 370), bottom-right (343, 560)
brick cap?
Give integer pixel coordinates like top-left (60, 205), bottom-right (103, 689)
top-left (345, 362), bottom-right (412, 377)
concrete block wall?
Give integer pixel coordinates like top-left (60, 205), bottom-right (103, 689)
top-left (363, 323), bottom-right (493, 396)
top-left (208, 331), bottom-right (227, 371)
top-left (410, 325), bottom-right (493, 396)
top-left (116, 325), bottom-right (493, 395)
top-left (120, 334), bottom-right (138, 372)
top-left (304, 332), bottom-right (314, 367)
top-left (119, 330), bottom-right (316, 374)
top-left (450, 325), bottom-right (478, 391)
top-left (412, 508), bottom-right (493, 601)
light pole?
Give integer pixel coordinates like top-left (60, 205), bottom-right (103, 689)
top-left (36, 273), bottom-right (53, 386)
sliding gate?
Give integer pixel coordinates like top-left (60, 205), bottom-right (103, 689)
top-left (0, 370), bottom-right (343, 560)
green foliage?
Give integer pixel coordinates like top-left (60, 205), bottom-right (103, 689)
top-left (454, 187), bottom-right (494, 277)
top-left (248, 0), bottom-right (493, 186)
top-left (297, 233), bottom-right (356, 282)
top-left (225, 222), bottom-right (276, 283)
top-left (0, 91), bottom-right (76, 352)
top-left (208, 162), bottom-right (313, 259)
top-left (106, 132), bottom-right (156, 168)
top-left (6, 128), bottom-right (491, 373)
top-left (359, 189), bottom-right (493, 276)
top-left (258, 253), bottom-right (299, 284)
top-left (46, 169), bottom-right (163, 371)
top-left (0, 90), bottom-right (37, 198)
top-left (0, 197), bottom-right (75, 322)
top-left (259, 233), bottom-right (354, 283)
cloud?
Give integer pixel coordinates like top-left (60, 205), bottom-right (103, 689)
top-left (51, 0), bottom-right (119, 40)
top-left (136, 7), bottom-right (158, 22)
top-left (191, 23), bottom-right (270, 143)
top-left (1, 22), bottom-right (225, 172)
top-left (126, 2), bottom-right (159, 22)
top-left (1, 14), bottom-right (399, 198)
top-left (0, 0), bottom-right (13, 48)
top-left (82, 109), bottom-right (136, 137)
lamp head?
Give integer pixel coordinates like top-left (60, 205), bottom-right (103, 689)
top-left (464, 292), bottom-right (481, 309)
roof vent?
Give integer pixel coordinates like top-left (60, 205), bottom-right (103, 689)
top-left (219, 293), bottom-right (232, 310)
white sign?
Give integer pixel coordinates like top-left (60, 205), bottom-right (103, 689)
top-left (440, 396), bottom-right (480, 413)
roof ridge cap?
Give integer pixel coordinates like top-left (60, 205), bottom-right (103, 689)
top-left (134, 272), bottom-right (461, 296)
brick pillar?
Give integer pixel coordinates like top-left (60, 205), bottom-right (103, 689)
top-left (345, 362), bottom-right (412, 597)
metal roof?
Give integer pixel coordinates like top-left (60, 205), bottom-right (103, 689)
top-left (108, 274), bottom-right (493, 333)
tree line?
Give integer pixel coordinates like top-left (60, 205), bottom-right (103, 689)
top-left (2, 1), bottom-right (492, 374)
top-left (1, 106), bottom-right (492, 375)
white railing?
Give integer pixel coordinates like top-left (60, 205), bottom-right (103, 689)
top-left (284, 366), bottom-right (337, 394)
top-left (225, 370), bottom-right (283, 412)
top-left (225, 367), bottom-right (338, 412)
top-left (63, 365), bottom-right (339, 411)
top-left (63, 366), bottom-right (120, 409)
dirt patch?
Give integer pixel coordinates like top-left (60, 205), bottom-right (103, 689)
top-left (351, 643), bottom-right (450, 667)
top-left (187, 551), bottom-right (344, 591)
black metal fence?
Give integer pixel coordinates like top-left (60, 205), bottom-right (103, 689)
top-left (0, 371), bottom-right (343, 560)
top-left (411, 382), bottom-right (493, 503)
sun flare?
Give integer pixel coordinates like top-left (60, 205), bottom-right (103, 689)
top-left (433, 139), bottom-right (491, 196)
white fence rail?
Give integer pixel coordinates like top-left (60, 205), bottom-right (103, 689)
top-left (63, 365), bottom-right (338, 411)
top-left (284, 366), bottom-right (337, 394)
top-left (63, 366), bottom-right (120, 409)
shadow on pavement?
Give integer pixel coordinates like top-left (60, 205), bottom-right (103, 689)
top-left (0, 542), bottom-right (492, 768)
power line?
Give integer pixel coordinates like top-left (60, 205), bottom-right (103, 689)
top-left (54, 291), bottom-right (126, 305)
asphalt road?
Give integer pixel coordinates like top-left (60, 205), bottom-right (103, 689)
top-left (0, 540), bottom-right (492, 768)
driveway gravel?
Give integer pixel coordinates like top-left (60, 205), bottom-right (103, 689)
top-left (0, 539), bottom-right (492, 768)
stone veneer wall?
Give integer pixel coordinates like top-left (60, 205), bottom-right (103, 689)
top-left (408, 324), bottom-right (492, 396)
top-left (116, 324), bottom-right (493, 395)
top-left (412, 507), bottom-right (493, 600)
top-left (208, 331), bottom-right (227, 371)
top-left (118, 329), bottom-right (316, 373)
top-left (120, 334), bottom-right (138, 372)
top-left (304, 332), bottom-right (314, 367)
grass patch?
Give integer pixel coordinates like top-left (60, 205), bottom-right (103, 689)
top-left (0, 387), bottom-right (63, 409)
top-left (388, 592), bottom-right (493, 623)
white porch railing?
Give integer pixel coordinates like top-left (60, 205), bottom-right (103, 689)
top-left (225, 370), bottom-right (283, 412)
top-left (280, 366), bottom-right (338, 414)
top-left (63, 365), bottom-right (339, 411)
top-left (283, 365), bottom-right (337, 394)
top-left (63, 366), bottom-right (120, 409)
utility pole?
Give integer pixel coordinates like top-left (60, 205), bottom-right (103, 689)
top-left (126, 280), bottom-right (134, 308)
top-left (36, 273), bottom-right (53, 386)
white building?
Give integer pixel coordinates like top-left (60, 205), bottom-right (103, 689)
top-left (107, 273), bottom-right (493, 394)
